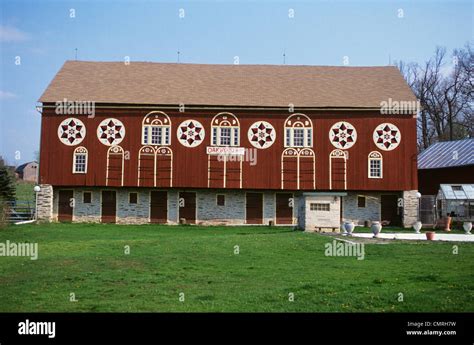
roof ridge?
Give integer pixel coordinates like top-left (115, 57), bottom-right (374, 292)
top-left (63, 60), bottom-right (398, 69)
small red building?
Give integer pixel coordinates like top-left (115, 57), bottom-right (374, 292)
top-left (36, 61), bottom-right (419, 229)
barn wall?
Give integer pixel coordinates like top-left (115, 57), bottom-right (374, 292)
top-left (39, 107), bottom-right (418, 191)
top-left (418, 165), bottom-right (474, 195)
top-left (342, 193), bottom-right (381, 225)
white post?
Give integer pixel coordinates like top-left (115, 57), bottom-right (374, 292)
top-left (34, 185), bottom-right (41, 221)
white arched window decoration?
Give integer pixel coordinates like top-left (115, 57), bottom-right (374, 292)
top-left (142, 111), bottom-right (171, 146)
top-left (368, 151), bottom-right (383, 179)
top-left (106, 145), bottom-right (125, 186)
top-left (137, 146), bottom-right (173, 187)
top-left (73, 146), bottom-right (88, 173)
top-left (210, 112), bottom-right (240, 146)
top-left (281, 148), bottom-right (316, 189)
top-left (284, 113), bottom-right (313, 148)
top-left (329, 149), bottom-right (348, 190)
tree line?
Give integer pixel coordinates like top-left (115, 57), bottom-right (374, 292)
top-left (397, 41), bottom-right (473, 151)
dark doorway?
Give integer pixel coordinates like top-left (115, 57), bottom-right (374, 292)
top-left (381, 194), bottom-right (401, 226)
top-left (179, 192), bottom-right (196, 224)
top-left (246, 193), bottom-right (263, 224)
top-left (276, 193), bottom-right (293, 224)
top-left (58, 190), bottom-right (73, 222)
top-left (150, 191), bottom-right (168, 223)
top-left (101, 190), bottom-right (116, 223)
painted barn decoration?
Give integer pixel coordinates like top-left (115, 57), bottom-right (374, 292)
top-left (36, 61), bottom-right (419, 230)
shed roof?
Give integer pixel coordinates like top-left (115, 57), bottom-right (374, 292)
top-left (418, 138), bottom-right (474, 169)
top-left (39, 61), bottom-right (417, 109)
top-left (439, 184), bottom-right (474, 200)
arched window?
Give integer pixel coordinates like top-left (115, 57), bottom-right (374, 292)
top-left (284, 114), bottom-right (313, 148)
top-left (211, 112), bottom-right (240, 146)
top-left (73, 146), bottom-right (88, 173)
top-left (368, 151), bottom-right (383, 178)
top-left (142, 111), bottom-right (171, 146)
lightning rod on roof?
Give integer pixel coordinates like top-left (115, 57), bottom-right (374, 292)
top-left (177, 50), bottom-right (180, 63)
top-left (75, 48), bottom-right (78, 61)
top-left (283, 49), bottom-right (286, 65)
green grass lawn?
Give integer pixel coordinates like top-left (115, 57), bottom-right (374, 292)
top-left (0, 223), bottom-right (473, 312)
top-left (15, 180), bottom-right (36, 203)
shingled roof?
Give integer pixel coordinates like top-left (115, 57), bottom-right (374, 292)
top-left (418, 138), bottom-right (474, 169)
top-left (39, 61), bottom-right (417, 108)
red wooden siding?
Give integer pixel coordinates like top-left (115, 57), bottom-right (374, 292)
top-left (39, 108), bottom-right (418, 191)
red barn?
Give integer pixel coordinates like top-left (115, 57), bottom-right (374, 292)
top-left (36, 61), bottom-right (419, 229)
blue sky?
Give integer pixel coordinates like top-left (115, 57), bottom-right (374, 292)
top-left (0, 0), bottom-right (472, 165)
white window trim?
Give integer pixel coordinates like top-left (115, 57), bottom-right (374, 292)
top-left (141, 111), bottom-right (172, 146)
top-left (210, 112), bottom-right (240, 147)
top-left (142, 125), bottom-right (171, 146)
top-left (211, 125), bottom-right (240, 146)
top-left (284, 114), bottom-right (313, 148)
top-left (73, 147), bottom-right (88, 174)
top-left (368, 151), bottom-right (383, 179)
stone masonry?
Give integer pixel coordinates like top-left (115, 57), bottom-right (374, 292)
top-left (402, 190), bottom-right (419, 228)
top-left (342, 193), bottom-right (381, 225)
top-left (36, 184), bottom-right (53, 222)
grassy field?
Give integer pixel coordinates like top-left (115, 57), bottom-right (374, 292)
top-left (0, 223), bottom-right (473, 312)
top-left (15, 180), bottom-right (36, 203)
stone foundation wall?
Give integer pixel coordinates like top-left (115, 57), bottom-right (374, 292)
top-left (196, 190), bottom-right (246, 225)
top-left (73, 189), bottom-right (101, 223)
top-left (402, 190), bottom-right (419, 228)
top-left (47, 187), bottom-right (417, 227)
top-left (342, 193), bottom-right (381, 225)
top-left (50, 188), bottom-right (300, 225)
top-left (36, 184), bottom-right (53, 222)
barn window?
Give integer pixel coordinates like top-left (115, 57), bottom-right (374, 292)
top-left (216, 194), bottom-right (225, 206)
top-left (142, 111), bottom-right (171, 146)
top-left (310, 203), bottom-right (330, 211)
top-left (211, 113), bottom-right (240, 146)
top-left (284, 114), bottom-right (313, 148)
top-left (368, 151), bottom-right (383, 178)
top-left (73, 147), bottom-right (88, 173)
top-left (129, 192), bottom-right (138, 204)
top-left (83, 192), bottom-right (92, 203)
top-left (357, 196), bottom-right (366, 208)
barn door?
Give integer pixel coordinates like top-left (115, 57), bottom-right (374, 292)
top-left (276, 193), bottom-right (293, 224)
top-left (246, 193), bottom-right (263, 224)
top-left (58, 190), bottom-right (73, 222)
top-left (179, 192), bottom-right (196, 224)
top-left (101, 191), bottom-right (116, 223)
top-left (381, 194), bottom-right (401, 226)
top-left (150, 191), bottom-right (168, 223)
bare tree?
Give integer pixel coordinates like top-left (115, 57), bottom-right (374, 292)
top-left (397, 42), bottom-right (473, 151)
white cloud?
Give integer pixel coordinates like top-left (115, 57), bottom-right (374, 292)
top-left (0, 91), bottom-right (17, 99)
top-left (0, 25), bottom-right (29, 42)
